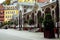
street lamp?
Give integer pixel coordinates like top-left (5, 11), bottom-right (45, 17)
top-left (17, 3), bottom-right (21, 30)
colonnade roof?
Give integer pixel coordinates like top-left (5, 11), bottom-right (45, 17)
top-left (18, 0), bottom-right (56, 7)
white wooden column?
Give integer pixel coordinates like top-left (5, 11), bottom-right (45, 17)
top-left (35, 12), bottom-right (37, 27)
top-left (54, 9), bottom-right (56, 27)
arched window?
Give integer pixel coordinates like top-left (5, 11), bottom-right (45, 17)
top-left (37, 11), bottom-right (41, 18)
top-left (27, 15), bottom-right (29, 20)
top-left (45, 7), bottom-right (51, 14)
top-left (37, 11), bottom-right (41, 28)
top-left (31, 13), bottom-right (34, 20)
top-left (52, 11), bottom-right (54, 19)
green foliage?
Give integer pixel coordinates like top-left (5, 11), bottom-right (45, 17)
top-left (8, 21), bottom-right (13, 25)
top-left (3, 22), bottom-right (8, 25)
top-left (38, 16), bottom-right (43, 23)
top-left (29, 19), bottom-right (35, 25)
top-left (4, 21), bottom-right (17, 25)
top-left (0, 23), bottom-right (4, 28)
top-left (2, 21), bottom-right (13, 26)
top-left (0, 22), bottom-right (8, 28)
top-left (14, 21), bottom-right (18, 25)
top-left (43, 13), bottom-right (55, 29)
top-left (24, 20), bottom-right (28, 24)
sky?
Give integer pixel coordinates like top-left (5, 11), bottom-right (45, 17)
top-left (0, 0), bottom-right (5, 3)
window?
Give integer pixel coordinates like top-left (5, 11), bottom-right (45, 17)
top-left (8, 12), bottom-right (9, 14)
top-left (18, 0), bottom-right (24, 2)
top-left (35, 11), bottom-right (36, 13)
top-left (6, 12), bottom-right (7, 14)
top-left (6, 16), bottom-right (7, 18)
top-left (13, 11), bottom-right (15, 13)
top-left (42, 9), bottom-right (44, 11)
top-left (42, 14), bottom-right (44, 17)
top-left (15, 6), bottom-right (17, 9)
top-left (12, 11), bottom-right (13, 13)
top-left (8, 16), bottom-right (9, 18)
top-left (52, 11), bottom-right (54, 18)
top-left (9, 16), bottom-right (11, 18)
top-left (38, 11), bottom-right (41, 16)
top-left (24, 6), bottom-right (26, 8)
top-left (25, 0), bottom-right (29, 2)
top-left (11, 7), bottom-right (12, 10)
top-left (0, 16), bottom-right (4, 18)
top-left (10, 11), bottom-right (12, 13)
top-left (0, 12), bottom-right (2, 14)
top-left (12, 7), bottom-right (14, 9)
top-left (9, 11), bottom-right (10, 14)
top-left (31, 13), bottom-right (34, 20)
top-left (1, 11), bottom-right (3, 13)
top-left (27, 15), bottom-right (29, 20)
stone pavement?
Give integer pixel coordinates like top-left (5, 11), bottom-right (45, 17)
top-left (0, 29), bottom-right (59, 40)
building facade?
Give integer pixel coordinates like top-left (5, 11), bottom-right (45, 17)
top-left (2, 0), bottom-right (57, 31)
top-left (4, 5), bottom-right (18, 22)
top-left (0, 4), bottom-right (4, 24)
top-left (17, 0), bottom-right (57, 30)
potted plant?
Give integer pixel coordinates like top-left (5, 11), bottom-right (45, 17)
top-left (43, 14), bottom-right (55, 38)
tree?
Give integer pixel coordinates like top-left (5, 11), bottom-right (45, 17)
top-left (6, 0), bottom-right (10, 5)
top-left (43, 14), bottom-right (55, 38)
top-left (2, 0), bottom-right (10, 5)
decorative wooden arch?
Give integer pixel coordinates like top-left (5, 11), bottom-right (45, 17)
top-left (45, 7), bottom-right (51, 14)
